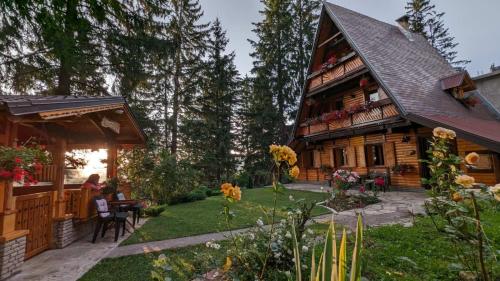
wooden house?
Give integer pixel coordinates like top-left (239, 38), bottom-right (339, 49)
top-left (0, 95), bottom-right (145, 279)
top-left (290, 3), bottom-right (500, 188)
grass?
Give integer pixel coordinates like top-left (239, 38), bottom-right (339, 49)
top-left (122, 187), bottom-right (329, 245)
top-left (80, 209), bottom-right (500, 281)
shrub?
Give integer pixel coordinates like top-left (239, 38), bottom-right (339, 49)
top-left (234, 171), bottom-right (252, 188)
top-left (143, 205), bottom-right (166, 217)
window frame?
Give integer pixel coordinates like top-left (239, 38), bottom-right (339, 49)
top-left (365, 143), bottom-right (385, 167)
top-left (333, 147), bottom-right (347, 168)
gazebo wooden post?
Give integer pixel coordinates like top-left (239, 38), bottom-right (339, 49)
top-left (0, 122), bottom-right (28, 279)
top-left (107, 143), bottom-right (118, 179)
top-left (0, 122), bottom-right (22, 237)
top-left (54, 138), bottom-right (69, 219)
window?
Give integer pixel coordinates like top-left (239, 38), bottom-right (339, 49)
top-left (334, 97), bottom-right (344, 110)
top-left (365, 144), bottom-right (384, 166)
top-left (367, 90), bottom-right (380, 102)
top-left (333, 147), bottom-right (347, 167)
top-left (466, 151), bottom-right (494, 173)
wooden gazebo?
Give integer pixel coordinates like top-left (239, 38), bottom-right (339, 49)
top-left (0, 95), bottom-right (145, 279)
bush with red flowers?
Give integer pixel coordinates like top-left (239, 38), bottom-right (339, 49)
top-left (374, 177), bottom-right (385, 187)
top-left (0, 144), bottom-right (50, 186)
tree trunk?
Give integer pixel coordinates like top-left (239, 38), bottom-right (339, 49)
top-left (171, 52), bottom-right (181, 156)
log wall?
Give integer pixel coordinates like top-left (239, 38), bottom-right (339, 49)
top-left (456, 139), bottom-right (499, 186)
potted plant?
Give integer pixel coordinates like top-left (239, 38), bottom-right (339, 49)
top-left (332, 169), bottom-right (360, 197)
top-left (0, 143), bottom-right (50, 186)
top-left (320, 164), bottom-right (333, 180)
top-left (101, 177), bottom-right (119, 201)
top-left (391, 164), bottom-right (414, 175)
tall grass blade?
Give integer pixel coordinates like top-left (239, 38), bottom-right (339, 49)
top-left (349, 215), bottom-right (363, 281)
top-left (310, 248), bottom-right (316, 281)
top-left (291, 220), bottom-right (302, 281)
top-left (338, 229), bottom-right (347, 281)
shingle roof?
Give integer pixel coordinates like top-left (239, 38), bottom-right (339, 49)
top-left (0, 95), bottom-right (124, 115)
top-left (323, 2), bottom-right (500, 152)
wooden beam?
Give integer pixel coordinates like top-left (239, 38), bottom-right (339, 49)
top-left (318, 32), bottom-right (342, 48)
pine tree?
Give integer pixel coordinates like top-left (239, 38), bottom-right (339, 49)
top-left (165, 0), bottom-right (209, 156)
top-left (0, 0), bottom-right (169, 96)
top-left (290, 0), bottom-right (321, 108)
top-left (249, 0), bottom-right (294, 145)
top-left (181, 18), bottom-right (239, 186)
top-left (405, 0), bottom-right (469, 67)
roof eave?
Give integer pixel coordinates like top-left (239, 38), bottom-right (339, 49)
top-left (407, 113), bottom-right (500, 153)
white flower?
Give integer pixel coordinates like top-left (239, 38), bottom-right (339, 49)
top-left (307, 229), bottom-right (314, 235)
top-left (296, 209), bottom-right (302, 215)
top-left (158, 254), bottom-right (166, 260)
top-left (320, 186), bottom-right (324, 190)
top-left (287, 211), bottom-right (293, 217)
top-left (285, 231), bottom-right (292, 238)
top-left (284, 271), bottom-right (291, 277)
top-left (289, 195), bottom-right (294, 201)
top-left (302, 245), bottom-right (309, 252)
top-left (248, 233), bottom-right (255, 240)
top-left (256, 218), bottom-right (264, 227)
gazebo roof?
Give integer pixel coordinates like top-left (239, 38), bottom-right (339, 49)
top-left (0, 95), bottom-right (146, 147)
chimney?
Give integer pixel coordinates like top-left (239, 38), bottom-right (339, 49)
top-left (396, 15), bottom-right (410, 30)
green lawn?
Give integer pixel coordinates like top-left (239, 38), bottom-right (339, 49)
top-left (80, 209), bottom-right (499, 281)
top-left (122, 187), bottom-right (329, 245)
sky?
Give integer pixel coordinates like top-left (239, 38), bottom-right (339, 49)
top-left (198, 0), bottom-right (500, 77)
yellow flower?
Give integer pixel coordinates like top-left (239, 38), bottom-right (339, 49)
top-left (455, 175), bottom-right (475, 188)
top-left (220, 183), bottom-right (241, 201)
top-left (230, 186), bottom-right (242, 201)
top-left (450, 165), bottom-right (457, 172)
top-left (465, 152), bottom-right (480, 165)
top-left (452, 192), bottom-right (463, 202)
top-left (432, 151), bottom-right (445, 159)
top-left (223, 256), bottom-right (232, 272)
top-left (289, 166), bottom-right (300, 179)
top-left (490, 184), bottom-right (500, 201)
top-left (220, 183), bottom-right (233, 196)
top-left (269, 144), bottom-right (297, 166)
top-left (432, 127), bottom-right (456, 140)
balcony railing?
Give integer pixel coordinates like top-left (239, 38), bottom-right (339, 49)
top-left (308, 53), bottom-right (365, 92)
top-left (298, 100), bottom-right (399, 136)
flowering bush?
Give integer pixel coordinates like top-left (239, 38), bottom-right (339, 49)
top-left (332, 169), bottom-right (359, 194)
top-left (0, 144), bottom-right (50, 186)
top-left (423, 127), bottom-right (498, 280)
top-left (224, 200), bottom-right (317, 280)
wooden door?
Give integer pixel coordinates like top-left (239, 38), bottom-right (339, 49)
top-left (15, 192), bottom-right (52, 259)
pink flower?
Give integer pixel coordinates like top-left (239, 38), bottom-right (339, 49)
top-left (14, 157), bottom-right (22, 164)
top-left (359, 186), bottom-right (366, 193)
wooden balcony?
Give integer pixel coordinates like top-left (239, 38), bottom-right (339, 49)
top-left (298, 100), bottom-right (399, 136)
top-left (308, 53), bottom-right (365, 92)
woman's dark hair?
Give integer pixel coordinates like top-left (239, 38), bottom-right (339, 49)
top-left (85, 174), bottom-right (100, 185)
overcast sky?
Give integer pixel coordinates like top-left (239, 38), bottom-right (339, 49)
top-left (198, 0), bottom-right (500, 77)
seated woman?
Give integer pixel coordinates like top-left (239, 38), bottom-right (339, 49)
top-left (83, 174), bottom-right (104, 197)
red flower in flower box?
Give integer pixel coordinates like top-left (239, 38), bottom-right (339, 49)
top-left (0, 170), bottom-right (13, 180)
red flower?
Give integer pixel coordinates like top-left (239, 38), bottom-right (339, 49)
top-left (0, 170), bottom-right (13, 179)
top-left (14, 157), bottom-right (22, 164)
top-left (34, 162), bottom-right (43, 173)
top-left (12, 167), bottom-right (24, 181)
top-left (359, 78), bottom-right (369, 88)
top-left (374, 177), bottom-right (385, 187)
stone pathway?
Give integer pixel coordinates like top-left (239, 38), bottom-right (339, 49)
top-left (107, 186), bottom-right (427, 258)
top-left (9, 219), bottom-right (147, 281)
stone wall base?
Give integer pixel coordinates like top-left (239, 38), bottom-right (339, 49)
top-left (0, 236), bottom-right (26, 280)
top-left (54, 218), bottom-right (95, 249)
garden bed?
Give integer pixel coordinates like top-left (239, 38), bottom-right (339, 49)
top-left (324, 193), bottom-right (380, 212)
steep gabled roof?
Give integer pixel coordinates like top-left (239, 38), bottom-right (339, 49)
top-left (292, 2), bottom-right (500, 152)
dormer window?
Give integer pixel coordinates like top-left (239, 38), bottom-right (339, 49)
top-left (439, 71), bottom-right (477, 107)
top-left (367, 90), bottom-right (380, 102)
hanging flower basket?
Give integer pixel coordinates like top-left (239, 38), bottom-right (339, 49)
top-left (359, 77), bottom-right (369, 88)
top-left (0, 144), bottom-right (50, 186)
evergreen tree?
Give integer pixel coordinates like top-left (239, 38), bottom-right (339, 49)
top-left (166, 0), bottom-right (209, 156)
top-left (181, 18), bottom-right (239, 186)
top-left (0, 0), bottom-right (169, 96)
top-left (290, 0), bottom-right (320, 108)
top-left (405, 0), bottom-right (469, 67)
top-left (249, 0), bottom-right (294, 145)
